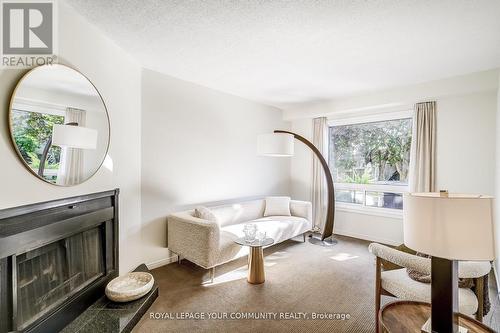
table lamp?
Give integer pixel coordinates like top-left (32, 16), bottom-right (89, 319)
top-left (258, 130), bottom-right (337, 246)
top-left (403, 191), bottom-right (495, 333)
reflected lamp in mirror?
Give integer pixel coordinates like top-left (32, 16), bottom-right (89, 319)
top-left (52, 124), bottom-right (98, 150)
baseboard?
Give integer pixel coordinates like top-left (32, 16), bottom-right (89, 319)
top-left (334, 229), bottom-right (401, 246)
top-left (146, 254), bottom-right (179, 270)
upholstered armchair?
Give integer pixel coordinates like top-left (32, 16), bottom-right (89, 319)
top-left (368, 243), bottom-right (491, 332)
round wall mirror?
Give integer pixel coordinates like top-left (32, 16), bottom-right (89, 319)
top-left (9, 64), bottom-right (110, 186)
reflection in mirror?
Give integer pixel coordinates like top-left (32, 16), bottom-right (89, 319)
top-left (10, 64), bottom-right (110, 186)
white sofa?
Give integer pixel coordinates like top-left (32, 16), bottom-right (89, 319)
top-left (168, 199), bottom-right (312, 270)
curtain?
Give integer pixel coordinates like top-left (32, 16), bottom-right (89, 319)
top-left (409, 101), bottom-right (436, 192)
top-left (311, 117), bottom-right (328, 232)
top-left (57, 108), bottom-right (86, 186)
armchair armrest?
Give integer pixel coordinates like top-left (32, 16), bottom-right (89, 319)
top-left (290, 200), bottom-right (312, 222)
top-left (369, 243), bottom-right (492, 278)
top-left (167, 211), bottom-right (220, 268)
top-left (458, 261), bottom-right (491, 279)
top-left (369, 243), bottom-right (431, 275)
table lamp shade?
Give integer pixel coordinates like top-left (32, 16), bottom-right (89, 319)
top-left (403, 193), bottom-right (495, 261)
top-left (257, 133), bottom-right (294, 157)
top-left (52, 124), bottom-right (98, 150)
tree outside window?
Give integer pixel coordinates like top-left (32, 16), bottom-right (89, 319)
top-left (12, 109), bottom-right (64, 182)
top-left (329, 117), bottom-right (412, 210)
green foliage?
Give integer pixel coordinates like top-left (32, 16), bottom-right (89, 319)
top-left (330, 118), bottom-right (412, 184)
top-left (27, 152), bottom-right (39, 168)
top-left (11, 110), bottom-right (64, 170)
top-left (344, 169), bottom-right (375, 184)
top-left (13, 131), bottom-right (37, 162)
top-left (27, 151), bottom-right (59, 170)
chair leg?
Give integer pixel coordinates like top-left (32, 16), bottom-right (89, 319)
top-left (303, 233), bottom-right (306, 242)
top-left (210, 267), bottom-right (216, 283)
top-left (475, 276), bottom-right (484, 322)
top-left (178, 255), bottom-right (182, 264)
top-left (375, 257), bottom-right (382, 333)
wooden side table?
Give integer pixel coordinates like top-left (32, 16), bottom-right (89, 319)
top-left (379, 301), bottom-right (494, 333)
top-left (234, 237), bottom-right (274, 284)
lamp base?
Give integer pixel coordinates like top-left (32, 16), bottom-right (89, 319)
top-left (308, 233), bottom-right (338, 246)
top-left (431, 257), bottom-right (459, 333)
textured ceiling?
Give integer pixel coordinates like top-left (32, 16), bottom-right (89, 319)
top-left (65, 0), bottom-right (500, 109)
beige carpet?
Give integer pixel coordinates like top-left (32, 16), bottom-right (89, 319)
top-left (134, 235), bottom-right (377, 332)
top-left (133, 235), bottom-right (499, 333)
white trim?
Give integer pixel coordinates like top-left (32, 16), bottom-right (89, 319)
top-left (146, 254), bottom-right (179, 270)
top-left (334, 182), bottom-right (407, 217)
top-left (328, 109), bottom-right (413, 127)
top-left (12, 97), bottom-right (67, 116)
top-left (336, 203), bottom-right (403, 219)
top-left (12, 97), bottom-right (102, 115)
top-left (335, 182), bottom-right (408, 193)
top-left (334, 229), bottom-right (401, 246)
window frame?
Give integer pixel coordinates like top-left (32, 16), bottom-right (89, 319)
top-left (328, 110), bottom-right (413, 218)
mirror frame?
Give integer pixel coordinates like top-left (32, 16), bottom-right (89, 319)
top-left (8, 64), bottom-right (111, 186)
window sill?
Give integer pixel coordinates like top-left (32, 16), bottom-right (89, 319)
top-left (335, 203), bottom-right (403, 219)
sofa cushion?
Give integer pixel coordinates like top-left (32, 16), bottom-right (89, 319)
top-left (194, 206), bottom-right (218, 222)
top-left (209, 200), bottom-right (266, 227)
top-left (381, 268), bottom-right (478, 315)
top-left (221, 216), bottom-right (311, 245)
top-left (264, 196), bottom-right (291, 217)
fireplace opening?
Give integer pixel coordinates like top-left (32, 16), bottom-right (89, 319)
top-left (0, 190), bottom-right (119, 333)
top-left (16, 227), bottom-right (105, 330)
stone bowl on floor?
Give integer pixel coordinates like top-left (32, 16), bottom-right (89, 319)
top-left (105, 272), bottom-right (155, 302)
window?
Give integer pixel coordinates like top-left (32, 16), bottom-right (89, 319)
top-left (11, 108), bottom-right (64, 182)
top-left (329, 114), bottom-right (412, 213)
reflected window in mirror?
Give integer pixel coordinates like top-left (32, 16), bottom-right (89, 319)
top-left (9, 64), bottom-right (110, 186)
top-left (11, 107), bottom-right (65, 183)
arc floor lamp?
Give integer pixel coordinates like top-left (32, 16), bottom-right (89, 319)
top-left (258, 130), bottom-right (336, 246)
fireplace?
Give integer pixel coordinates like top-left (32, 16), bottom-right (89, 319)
top-left (0, 190), bottom-right (119, 333)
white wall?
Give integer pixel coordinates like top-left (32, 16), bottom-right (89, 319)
top-left (289, 74), bottom-right (498, 245)
top-left (0, 1), bottom-right (143, 274)
top-left (141, 69), bottom-right (291, 267)
top-left (290, 118), bottom-right (313, 202)
top-left (83, 109), bottom-right (109, 176)
top-left (436, 92), bottom-right (496, 195)
top-left (284, 70), bottom-right (499, 120)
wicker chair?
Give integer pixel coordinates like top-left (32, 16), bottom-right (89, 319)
top-left (368, 243), bottom-right (491, 333)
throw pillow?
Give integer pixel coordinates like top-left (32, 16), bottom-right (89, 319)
top-left (194, 206), bottom-right (218, 222)
top-left (264, 196), bottom-right (291, 216)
